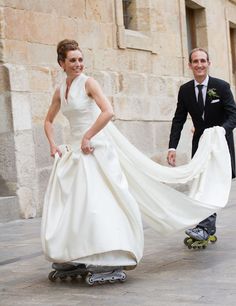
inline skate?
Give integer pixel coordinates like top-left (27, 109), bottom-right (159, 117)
top-left (184, 226), bottom-right (217, 249)
top-left (48, 263), bottom-right (127, 285)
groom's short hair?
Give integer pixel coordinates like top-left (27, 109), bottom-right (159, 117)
top-left (189, 48), bottom-right (209, 63)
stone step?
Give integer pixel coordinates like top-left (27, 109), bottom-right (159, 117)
top-left (0, 196), bottom-right (19, 222)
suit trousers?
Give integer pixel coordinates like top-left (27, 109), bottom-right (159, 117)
top-left (197, 213), bottom-right (217, 234)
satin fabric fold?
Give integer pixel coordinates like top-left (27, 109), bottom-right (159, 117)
top-left (104, 123), bottom-right (231, 233)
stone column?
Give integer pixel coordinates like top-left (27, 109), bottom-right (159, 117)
top-left (1, 63), bottom-right (37, 218)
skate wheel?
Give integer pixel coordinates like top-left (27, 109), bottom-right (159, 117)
top-left (48, 271), bottom-right (57, 282)
top-left (109, 277), bottom-right (116, 284)
top-left (59, 275), bottom-right (67, 281)
top-left (98, 279), bottom-right (105, 284)
top-left (70, 274), bottom-right (78, 280)
top-left (85, 275), bottom-right (94, 286)
top-left (184, 237), bottom-right (189, 246)
top-left (119, 272), bottom-right (127, 283)
top-left (210, 235), bottom-right (217, 243)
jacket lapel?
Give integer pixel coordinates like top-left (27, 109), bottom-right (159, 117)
top-left (189, 80), bottom-right (198, 109)
top-left (205, 76), bottom-right (215, 119)
top-left (204, 76), bottom-right (213, 117)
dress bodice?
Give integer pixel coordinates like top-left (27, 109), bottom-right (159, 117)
top-left (60, 73), bottom-right (100, 143)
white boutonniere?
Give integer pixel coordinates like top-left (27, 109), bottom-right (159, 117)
top-left (207, 88), bottom-right (220, 99)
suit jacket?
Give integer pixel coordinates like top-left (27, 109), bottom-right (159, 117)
top-left (168, 76), bottom-right (236, 177)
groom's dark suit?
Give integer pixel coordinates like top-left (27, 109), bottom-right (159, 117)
top-left (169, 76), bottom-right (236, 178)
top-left (169, 76), bottom-right (236, 234)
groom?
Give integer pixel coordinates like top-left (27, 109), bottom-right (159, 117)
top-left (167, 47), bottom-right (236, 241)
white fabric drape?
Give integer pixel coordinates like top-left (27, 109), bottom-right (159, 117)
top-left (103, 123), bottom-right (231, 233)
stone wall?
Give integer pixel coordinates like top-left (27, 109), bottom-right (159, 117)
top-left (0, 0), bottom-right (236, 219)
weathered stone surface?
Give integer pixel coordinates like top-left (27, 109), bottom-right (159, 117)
top-left (33, 123), bottom-right (64, 169)
top-left (27, 43), bottom-right (56, 66)
top-left (91, 72), bottom-right (118, 99)
top-left (0, 92), bottom-right (12, 133)
top-left (14, 130), bottom-right (36, 185)
top-left (3, 7), bottom-right (29, 41)
top-left (0, 64), bottom-right (10, 91)
top-left (152, 120), bottom-right (193, 166)
top-left (27, 11), bottom-right (58, 45)
top-left (0, 0), bottom-right (86, 17)
top-left (86, 0), bottom-right (114, 23)
top-left (113, 94), bottom-right (177, 122)
top-left (28, 66), bottom-right (51, 93)
top-left (119, 72), bottom-right (147, 95)
top-left (93, 49), bottom-right (119, 71)
top-left (14, 130), bottom-right (37, 218)
top-left (114, 120), bottom-right (157, 157)
top-left (0, 131), bottom-right (17, 196)
top-left (36, 167), bottom-right (51, 213)
top-left (16, 186), bottom-right (36, 218)
top-left (11, 92), bottom-right (32, 131)
top-left (6, 64), bottom-right (29, 91)
top-left (30, 92), bottom-right (51, 123)
top-left (0, 196), bottom-right (19, 221)
top-left (3, 39), bottom-right (28, 64)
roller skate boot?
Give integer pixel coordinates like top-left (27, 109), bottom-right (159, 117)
top-left (48, 263), bottom-right (127, 285)
top-left (48, 263), bottom-right (88, 282)
top-left (184, 227), bottom-right (217, 249)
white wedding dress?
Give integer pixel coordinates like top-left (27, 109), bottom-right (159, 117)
top-left (41, 73), bottom-right (232, 268)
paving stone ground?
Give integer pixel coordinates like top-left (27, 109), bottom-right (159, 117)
top-left (1, 181), bottom-right (236, 306)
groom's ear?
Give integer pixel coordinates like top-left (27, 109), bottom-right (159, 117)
top-left (188, 62), bottom-right (193, 70)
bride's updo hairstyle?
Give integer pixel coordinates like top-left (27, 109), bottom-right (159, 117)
top-left (57, 39), bottom-right (82, 66)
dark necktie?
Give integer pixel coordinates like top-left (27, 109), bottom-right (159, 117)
top-left (197, 84), bottom-right (204, 115)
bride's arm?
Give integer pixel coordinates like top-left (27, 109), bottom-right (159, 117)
top-left (81, 77), bottom-right (114, 154)
top-left (44, 88), bottom-right (62, 157)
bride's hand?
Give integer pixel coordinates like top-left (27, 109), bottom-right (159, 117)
top-left (50, 144), bottom-right (62, 158)
top-left (81, 136), bottom-right (94, 154)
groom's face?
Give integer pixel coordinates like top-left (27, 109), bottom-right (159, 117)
top-left (188, 50), bottom-right (210, 82)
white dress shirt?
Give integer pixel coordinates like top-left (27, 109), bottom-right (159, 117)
top-left (168, 75), bottom-right (209, 151)
top-left (194, 75), bottom-right (209, 107)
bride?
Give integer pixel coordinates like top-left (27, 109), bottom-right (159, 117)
top-left (41, 39), bottom-right (231, 279)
